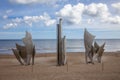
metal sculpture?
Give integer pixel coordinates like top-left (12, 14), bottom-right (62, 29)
top-left (12, 31), bottom-right (35, 65)
top-left (57, 18), bottom-right (67, 66)
top-left (84, 29), bottom-right (105, 64)
top-left (84, 28), bottom-right (95, 64)
top-left (94, 42), bottom-right (105, 63)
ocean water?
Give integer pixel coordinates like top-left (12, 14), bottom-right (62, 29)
top-left (0, 39), bottom-right (120, 54)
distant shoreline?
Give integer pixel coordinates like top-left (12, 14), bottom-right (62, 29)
top-left (0, 38), bottom-right (120, 40)
top-left (0, 51), bottom-right (120, 55)
top-left (0, 52), bottom-right (119, 58)
top-left (0, 39), bottom-right (120, 54)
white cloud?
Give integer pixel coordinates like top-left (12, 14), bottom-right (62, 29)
top-left (23, 13), bottom-right (56, 26)
top-left (3, 3), bottom-right (120, 30)
top-left (56, 3), bottom-right (120, 25)
top-left (12, 18), bottom-right (23, 23)
top-left (3, 23), bottom-right (17, 29)
top-left (103, 16), bottom-right (120, 24)
top-left (84, 3), bottom-right (120, 24)
top-left (2, 10), bottom-right (12, 19)
top-left (3, 15), bottom-right (8, 19)
top-left (9, 0), bottom-right (57, 5)
top-left (41, 13), bottom-right (56, 26)
top-left (112, 2), bottom-right (120, 14)
top-left (56, 3), bottom-right (111, 25)
top-left (3, 13), bottom-right (56, 29)
top-left (85, 3), bottom-right (110, 20)
top-left (6, 9), bottom-right (12, 13)
top-left (23, 16), bottom-right (38, 26)
top-left (56, 3), bottom-right (85, 25)
top-left (87, 19), bottom-right (94, 24)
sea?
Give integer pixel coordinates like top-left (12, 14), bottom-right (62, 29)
top-left (0, 39), bottom-right (120, 54)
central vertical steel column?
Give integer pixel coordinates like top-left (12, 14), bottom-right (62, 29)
top-left (57, 18), bottom-right (62, 66)
top-left (57, 24), bottom-right (59, 65)
top-left (57, 18), bottom-right (67, 66)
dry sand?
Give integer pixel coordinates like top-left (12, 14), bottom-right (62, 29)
top-left (0, 52), bottom-right (120, 80)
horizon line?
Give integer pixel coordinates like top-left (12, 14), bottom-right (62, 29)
top-left (0, 38), bottom-right (120, 40)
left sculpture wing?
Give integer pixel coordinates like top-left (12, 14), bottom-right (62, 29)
top-left (84, 28), bottom-right (95, 52)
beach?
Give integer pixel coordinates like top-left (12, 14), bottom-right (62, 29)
top-left (0, 52), bottom-right (120, 80)
top-left (0, 0), bottom-right (120, 80)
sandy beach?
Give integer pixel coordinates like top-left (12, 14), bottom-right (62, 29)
top-left (0, 52), bottom-right (120, 80)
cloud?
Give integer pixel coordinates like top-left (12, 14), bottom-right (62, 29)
top-left (3, 23), bottom-right (17, 29)
top-left (9, 0), bottom-right (57, 5)
top-left (56, 3), bottom-right (85, 25)
top-left (12, 17), bottom-right (23, 23)
top-left (3, 15), bottom-right (8, 19)
top-left (6, 9), bottom-right (13, 13)
top-left (56, 3), bottom-right (111, 25)
top-left (85, 3), bottom-right (110, 19)
top-left (103, 16), bottom-right (120, 24)
top-left (3, 13), bottom-right (56, 29)
top-left (3, 3), bottom-right (120, 30)
top-left (23, 13), bottom-right (56, 26)
top-left (111, 2), bottom-right (120, 14)
top-left (2, 9), bottom-right (13, 19)
top-left (56, 3), bottom-right (120, 25)
top-left (87, 19), bottom-right (94, 24)
top-left (42, 13), bottom-right (56, 26)
top-left (84, 3), bottom-right (120, 24)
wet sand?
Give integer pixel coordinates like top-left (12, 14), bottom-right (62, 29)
top-left (0, 52), bottom-right (120, 80)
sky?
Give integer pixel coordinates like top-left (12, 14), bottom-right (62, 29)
top-left (0, 0), bottom-right (120, 39)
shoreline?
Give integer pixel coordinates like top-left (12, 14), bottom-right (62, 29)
top-left (0, 52), bottom-right (119, 59)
